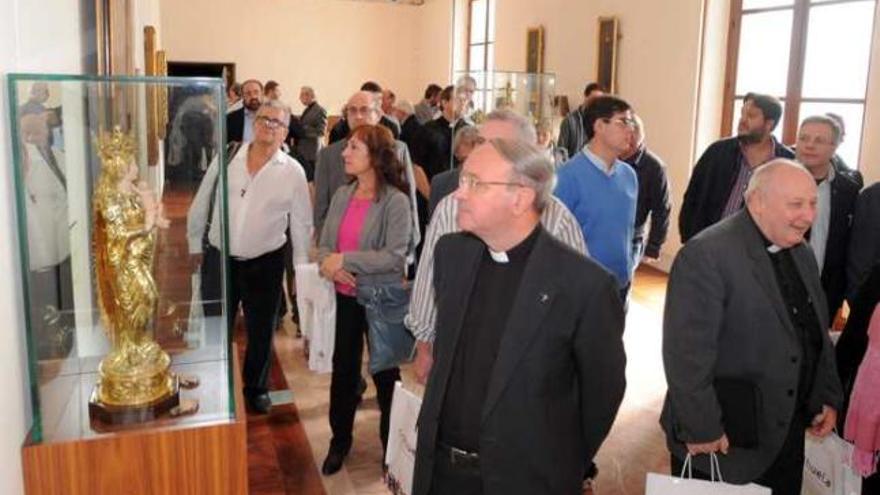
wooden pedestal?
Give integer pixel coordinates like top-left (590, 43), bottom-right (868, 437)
top-left (22, 348), bottom-right (248, 495)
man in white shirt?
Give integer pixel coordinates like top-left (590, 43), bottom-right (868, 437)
top-left (188, 100), bottom-right (312, 413)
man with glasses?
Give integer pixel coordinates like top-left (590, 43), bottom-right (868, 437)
top-left (411, 138), bottom-right (625, 495)
top-left (555, 95), bottom-right (639, 304)
top-left (679, 92), bottom-right (794, 243)
top-left (188, 100), bottom-right (312, 414)
top-left (794, 115), bottom-right (861, 320)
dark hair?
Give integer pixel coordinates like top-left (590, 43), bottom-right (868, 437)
top-left (360, 81), bottom-right (383, 93)
top-left (439, 85), bottom-right (456, 102)
top-left (264, 80), bottom-right (279, 94)
top-left (582, 95), bottom-right (632, 140)
top-left (228, 82), bottom-right (242, 97)
top-left (424, 84), bottom-right (443, 99)
top-left (744, 92), bottom-right (783, 131)
top-left (583, 82), bottom-right (604, 97)
top-left (348, 125), bottom-right (409, 197)
top-left (241, 79), bottom-right (263, 93)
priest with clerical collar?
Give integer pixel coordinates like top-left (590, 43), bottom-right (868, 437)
top-left (412, 137), bottom-right (626, 495)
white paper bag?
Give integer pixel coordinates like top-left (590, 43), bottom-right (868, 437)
top-left (385, 382), bottom-right (422, 495)
top-left (802, 433), bottom-right (862, 495)
top-left (647, 454), bottom-right (772, 495)
top-left (294, 264), bottom-right (336, 374)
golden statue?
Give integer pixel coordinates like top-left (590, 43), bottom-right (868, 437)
top-left (91, 127), bottom-right (176, 414)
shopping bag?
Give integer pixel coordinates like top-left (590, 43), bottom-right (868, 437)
top-left (385, 382), bottom-right (421, 495)
top-left (802, 432), bottom-right (862, 495)
top-left (646, 454), bottom-right (771, 495)
top-left (294, 264), bottom-right (336, 374)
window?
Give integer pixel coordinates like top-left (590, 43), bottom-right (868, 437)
top-left (723, 0), bottom-right (877, 168)
top-left (467, 0), bottom-right (495, 112)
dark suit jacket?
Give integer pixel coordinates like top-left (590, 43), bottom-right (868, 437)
top-left (428, 168), bottom-right (459, 215)
top-left (847, 182), bottom-right (880, 299)
top-left (226, 107), bottom-right (245, 143)
top-left (679, 137), bottom-right (794, 243)
top-left (412, 228), bottom-right (626, 495)
top-left (661, 210), bottom-right (843, 483)
top-left (818, 172), bottom-right (860, 319)
top-left (624, 145), bottom-right (671, 259)
top-left (296, 102), bottom-right (327, 163)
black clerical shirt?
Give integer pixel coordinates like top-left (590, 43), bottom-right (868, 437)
top-left (763, 237), bottom-right (823, 424)
top-left (438, 227), bottom-right (540, 451)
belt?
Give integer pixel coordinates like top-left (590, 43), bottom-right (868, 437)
top-left (437, 441), bottom-right (480, 469)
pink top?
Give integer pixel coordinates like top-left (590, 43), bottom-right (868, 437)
top-left (335, 197), bottom-right (372, 296)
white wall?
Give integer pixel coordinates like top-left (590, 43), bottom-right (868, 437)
top-left (160, 0), bottom-right (452, 115)
top-left (0, 0), bottom-right (86, 492)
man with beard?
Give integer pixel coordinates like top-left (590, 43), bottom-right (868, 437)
top-left (679, 92), bottom-right (794, 243)
top-left (227, 79), bottom-right (263, 143)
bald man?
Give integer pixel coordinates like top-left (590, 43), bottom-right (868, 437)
top-left (661, 159), bottom-right (843, 494)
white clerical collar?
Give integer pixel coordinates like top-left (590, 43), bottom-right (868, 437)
top-left (767, 244), bottom-right (782, 253)
top-left (488, 249), bottom-right (509, 263)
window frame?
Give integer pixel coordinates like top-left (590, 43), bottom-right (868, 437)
top-left (721, 0), bottom-right (877, 165)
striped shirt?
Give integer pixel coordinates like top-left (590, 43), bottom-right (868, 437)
top-left (405, 194), bottom-right (588, 343)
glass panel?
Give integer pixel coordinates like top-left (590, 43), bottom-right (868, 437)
top-left (730, 97), bottom-right (785, 141)
top-left (799, 101), bottom-right (864, 169)
top-left (469, 0), bottom-right (487, 44)
top-left (469, 44), bottom-right (486, 72)
top-left (487, 0), bottom-right (496, 42)
top-left (743, 0), bottom-right (794, 9)
top-left (802, 2), bottom-right (876, 99)
top-left (735, 10), bottom-right (794, 96)
top-left (487, 42), bottom-right (496, 72)
top-left (8, 74), bottom-right (233, 443)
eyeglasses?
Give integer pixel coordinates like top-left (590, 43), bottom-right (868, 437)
top-left (255, 115), bottom-right (287, 130)
top-left (346, 105), bottom-right (377, 117)
top-left (458, 172), bottom-right (525, 192)
top-left (797, 134), bottom-right (835, 146)
top-left (603, 117), bottom-right (636, 129)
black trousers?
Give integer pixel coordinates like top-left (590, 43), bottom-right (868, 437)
top-left (329, 293), bottom-right (400, 455)
top-left (200, 245), bottom-right (223, 317)
top-left (228, 246), bottom-right (284, 396)
top-left (670, 419), bottom-right (806, 495)
top-left (429, 449), bottom-right (482, 495)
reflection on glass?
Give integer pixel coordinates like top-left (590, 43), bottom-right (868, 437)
top-left (470, 0), bottom-right (487, 44)
top-left (487, 0), bottom-right (496, 42)
top-left (743, 0), bottom-right (794, 9)
top-left (802, 2), bottom-right (875, 99)
top-left (730, 97), bottom-right (785, 142)
top-left (799, 101), bottom-right (864, 170)
top-left (735, 10), bottom-right (793, 96)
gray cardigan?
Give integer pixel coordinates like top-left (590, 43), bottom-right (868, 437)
top-left (317, 183), bottom-right (412, 285)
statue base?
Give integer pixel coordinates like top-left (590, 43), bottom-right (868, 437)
top-left (89, 375), bottom-right (180, 426)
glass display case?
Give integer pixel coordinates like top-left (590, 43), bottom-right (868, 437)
top-left (455, 70), bottom-right (558, 128)
top-left (8, 74), bottom-right (233, 444)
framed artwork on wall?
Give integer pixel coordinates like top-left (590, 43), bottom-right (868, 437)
top-left (597, 17), bottom-right (619, 94)
top-left (526, 26), bottom-right (544, 73)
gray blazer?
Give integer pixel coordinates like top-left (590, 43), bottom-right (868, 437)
top-left (317, 183), bottom-right (412, 285)
top-left (314, 137), bottom-right (421, 259)
top-left (660, 210), bottom-right (843, 483)
top-left (296, 102), bottom-right (327, 163)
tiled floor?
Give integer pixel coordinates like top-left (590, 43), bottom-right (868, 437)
top-left (273, 265), bottom-right (671, 495)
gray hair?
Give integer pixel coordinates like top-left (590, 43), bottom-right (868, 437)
top-left (744, 158), bottom-right (811, 200)
top-left (453, 125), bottom-right (482, 154)
top-left (260, 100), bottom-right (290, 124)
top-left (484, 108), bottom-right (538, 144)
top-left (800, 115), bottom-right (842, 145)
top-left (488, 138), bottom-right (556, 212)
top-left (393, 99), bottom-right (415, 116)
top-left (300, 86), bottom-right (315, 99)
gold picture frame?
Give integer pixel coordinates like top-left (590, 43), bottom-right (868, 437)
top-left (596, 17), bottom-right (619, 94)
top-left (526, 26), bottom-right (545, 73)
top-left (144, 25), bottom-right (159, 166)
